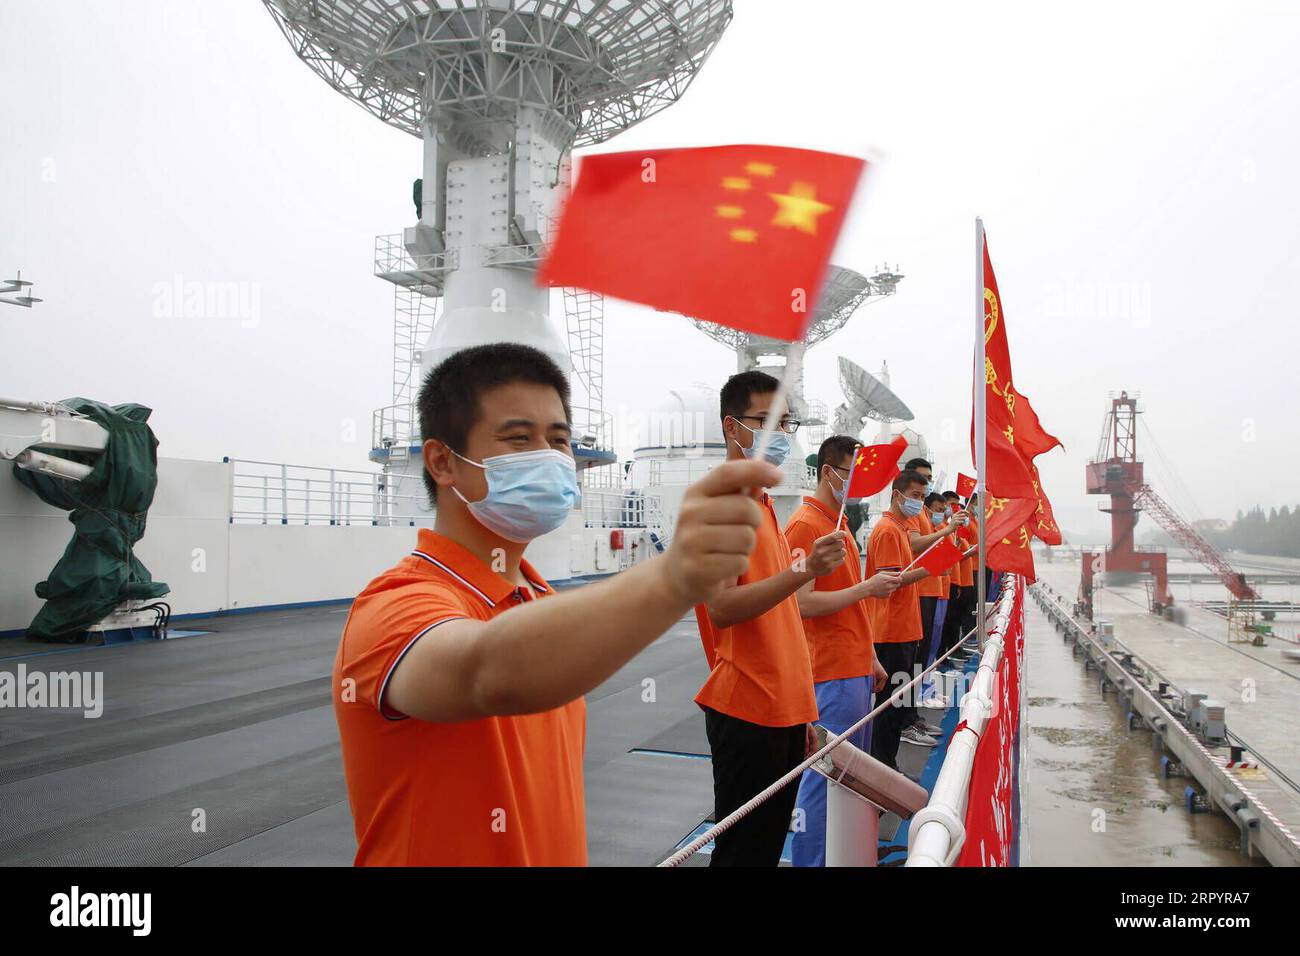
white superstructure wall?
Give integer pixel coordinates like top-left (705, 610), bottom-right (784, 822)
top-left (0, 456), bottom-right (582, 633)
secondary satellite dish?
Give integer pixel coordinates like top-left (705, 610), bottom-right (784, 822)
top-left (833, 356), bottom-right (913, 436)
top-left (691, 265), bottom-right (895, 350)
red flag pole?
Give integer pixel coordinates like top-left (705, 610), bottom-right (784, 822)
top-left (974, 217), bottom-right (988, 649)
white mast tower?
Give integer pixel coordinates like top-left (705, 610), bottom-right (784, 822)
top-left (265, 0), bottom-right (733, 520)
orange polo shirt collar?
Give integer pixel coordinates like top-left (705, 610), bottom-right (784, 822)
top-left (411, 528), bottom-right (549, 608)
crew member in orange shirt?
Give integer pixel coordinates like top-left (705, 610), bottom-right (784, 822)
top-left (694, 370), bottom-right (848, 867)
top-left (333, 344), bottom-right (781, 866)
top-left (865, 469), bottom-right (947, 772)
top-left (939, 489), bottom-right (976, 660)
top-left (785, 435), bottom-right (902, 867)
top-left (920, 492), bottom-right (957, 671)
top-left (960, 494), bottom-right (982, 646)
top-left (902, 457), bottom-right (968, 739)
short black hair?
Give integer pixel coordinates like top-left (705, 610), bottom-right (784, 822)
top-left (817, 435), bottom-right (858, 477)
top-left (892, 469), bottom-right (928, 495)
top-left (942, 490), bottom-right (960, 501)
top-left (417, 343), bottom-right (571, 502)
top-left (904, 457), bottom-right (931, 472)
top-left (719, 369), bottom-right (780, 423)
top-left (924, 491), bottom-right (945, 508)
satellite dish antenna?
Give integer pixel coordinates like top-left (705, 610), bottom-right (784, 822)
top-left (265, 0), bottom-right (733, 519)
top-left (1, 271), bottom-right (41, 309)
top-left (690, 265), bottom-right (897, 351)
top-left (687, 264), bottom-right (902, 419)
top-left (833, 356), bottom-right (913, 438)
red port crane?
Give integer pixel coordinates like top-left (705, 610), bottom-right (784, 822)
top-left (1080, 392), bottom-right (1257, 618)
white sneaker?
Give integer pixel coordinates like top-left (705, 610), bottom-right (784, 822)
top-left (901, 726), bottom-right (938, 747)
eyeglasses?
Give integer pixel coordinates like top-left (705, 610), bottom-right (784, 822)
top-left (736, 415), bottom-right (801, 435)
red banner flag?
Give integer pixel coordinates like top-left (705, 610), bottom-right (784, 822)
top-left (846, 436), bottom-right (907, 499)
top-left (955, 472), bottom-right (977, 499)
top-left (1028, 461), bottom-right (1062, 545)
top-left (983, 495), bottom-right (1037, 547)
top-left (974, 236), bottom-right (1063, 500)
top-left (915, 537), bottom-right (966, 577)
top-left (540, 145), bottom-right (866, 342)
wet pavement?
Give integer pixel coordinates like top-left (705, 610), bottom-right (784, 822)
top-left (1022, 590), bottom-right (1265, 866)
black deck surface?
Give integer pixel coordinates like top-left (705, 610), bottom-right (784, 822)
top-left (0, 604), bottom-right (715, 867)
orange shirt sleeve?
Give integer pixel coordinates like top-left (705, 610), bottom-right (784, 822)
top-left (339, 584), bottom-right (470, 718)
top-left (873, 521), bottom-right (910, 570)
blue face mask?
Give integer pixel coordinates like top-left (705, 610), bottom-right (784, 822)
top-left (828, 468), bottom-right (850, 504)
top-left (899, 495), bottom-right (924, 518)
top-left (733, 419), bottom-right (790, 468)
top-left (452, 448), bottom-right (580, 543)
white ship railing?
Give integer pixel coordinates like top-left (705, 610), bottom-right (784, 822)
top-left (905, 576), bottom-right (1022, 867)
top-left (581, 489), bottom-right (665, 531)
top-left (373, 234), bottom-right (457, 291)
top-left (647, 455), bottom-right (815, 492)
top-left (228, 458), bottom-right (427, 526)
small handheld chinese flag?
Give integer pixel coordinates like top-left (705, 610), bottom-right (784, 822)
top-left (912, 537), bottom-right (966, 577)
top-left (846, 436), bottom-right (908, 499)
top-left (539, 145), bottom-right (866, 342)
top-left (955, 473), bottom-right (978, 499)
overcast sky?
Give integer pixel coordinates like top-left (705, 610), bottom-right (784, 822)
top-left (3, 1), bottom-right (1298, 540)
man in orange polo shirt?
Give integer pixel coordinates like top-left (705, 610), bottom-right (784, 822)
top-left (695, 370), bottom-right (849, 867)
top-left (902, 457), bottom-right (968, 739)
top-left (333, 343), bottom-right (782, 865)
top-left (786, 435), bottom-right (901, 867)
top-left (939, 489), bottom-right (975, 661)
top-left (865, 469), bottom-right (947, 772)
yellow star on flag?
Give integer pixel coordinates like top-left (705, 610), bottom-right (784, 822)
top-left (769, 182), bottom-right (832, 235)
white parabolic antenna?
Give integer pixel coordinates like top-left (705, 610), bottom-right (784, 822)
top-left (264, 0), bottom-right (734, 151)
top-left (690, 265), bottom-right (901, 351)
top-left (834, 356), bottom-right (913, 437)
top-left (264, 0), bottom-right (734, 517)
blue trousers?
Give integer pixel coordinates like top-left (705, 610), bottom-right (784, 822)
top-left (791, 675), bottom-right (875, 867)
top-left (927, 598), bottom-right (949, 669)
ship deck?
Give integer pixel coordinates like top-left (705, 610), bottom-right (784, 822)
top-left (0, 594), bottom-right (949, 867)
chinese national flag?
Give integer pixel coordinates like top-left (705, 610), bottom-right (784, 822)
top-left (846, 436), bottom-right (908, 498)
top-left (955, 472), bottom-right (978, 499)
top-left (974, 236), bottom-right (1063, 500)
top-left (539, 145), bottom-right (866, 342)
top-left (916, 537), bottom-right (965, 577)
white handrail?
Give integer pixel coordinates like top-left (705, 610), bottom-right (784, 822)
top-left (905, 576), bottom-right (1020, 866)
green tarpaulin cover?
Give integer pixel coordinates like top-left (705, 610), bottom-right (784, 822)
top-left (13, 398), bottom-right (169, 642)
